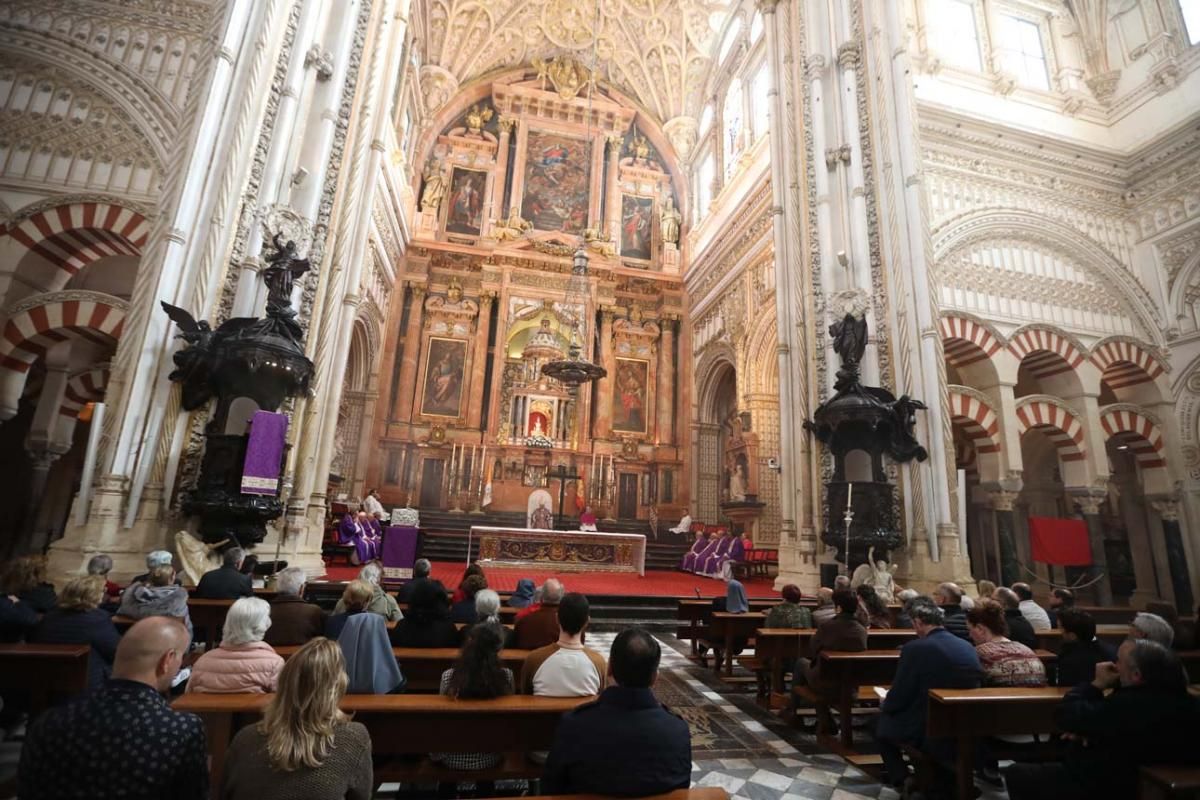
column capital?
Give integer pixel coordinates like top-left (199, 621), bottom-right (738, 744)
top-left (1067, 487), bottom-right (1108, 515)
top-left (498, 115), bottom-right (518, 134)
top-left (1149, 496), bottom-right (1181, 521)
top-left (406, 282), bottom-right (427, 298)
top-left (479, 289), bottom-right (497, 305)
top-left (987, 489), bottom-right (1020, 511)
top-left (606, 133), bottom-right (625, 154)
top-left (837, 42), bottom-right (861, 70)
top-left (755, 0), bottom-right (782, 13)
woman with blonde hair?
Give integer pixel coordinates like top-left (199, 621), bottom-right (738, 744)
top-left (221, 638), bottom-right (373, 799)
top-left (30, 575), bottom-right (120, 688)
top-left (187, 596), bottom-right (284, 693)
top-left (1, 555), bottom-right (56, 612)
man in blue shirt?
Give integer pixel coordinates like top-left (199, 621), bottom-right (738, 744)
top-left (877, 595), bottom-right (981, 792)
top-left (544, 627), bottom-right (692, 796)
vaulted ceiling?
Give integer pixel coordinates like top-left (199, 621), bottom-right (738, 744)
top-left (413, 0), bottom-right (735, 128)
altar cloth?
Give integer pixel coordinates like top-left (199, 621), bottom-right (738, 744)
top-left (471, 526), bottom-right (646, 576)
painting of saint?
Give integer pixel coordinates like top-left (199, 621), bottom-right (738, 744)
top-left (612, 358), bottom-right (649, 434)
top-left (420, 337), bottom-right (467, 418)
top-left (620, 195), bottom-right (654, 260)
top-left (520, 130), bottom-right (591, 234)
top-left (445, 168), bottom-right (486, 235)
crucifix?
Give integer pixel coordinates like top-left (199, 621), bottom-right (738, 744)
top-left (548, 463), bottom-right (580, 530)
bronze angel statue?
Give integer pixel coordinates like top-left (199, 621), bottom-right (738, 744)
top-left (160, 301), bottom-right (215, 410)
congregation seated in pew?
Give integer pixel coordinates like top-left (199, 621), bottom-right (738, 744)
top-left (514, 578), bottom-right (565, 650)
top-left (1131, 610), bottom-right (1176, 648)
top-left (395, 558), bottom-right (434, 604)
top-left (1005, 639), bottom-right (1200, 800)
top-left (194, 547), bottom-right (254, 600)
top-left (967, 601), bottom-right (1047, 689)
top-left (263, 566), bottom-right (326, 647)
top-left (18, 617), bottom-right (208, 800)
top-left (325, 580), bottom-right (374, 640)
top-left (993, 587), bottom-right (1039, 650)
top-left (339, 611), bottom-right (405, 694)
top-left (29, 575), bottom-right (120, 690)
top-left (856, 584), bottom-right (891, 629)
top-left (221, 637), bottom-right (373, 800)
top-left (1054, 608), bottom-right (1116, 686)
top-left (187, 597), bottom-right (283, 694)
top-left (764, 584), bottom-right (812, 629)
top-left (792, 589), bottom-right (868, 734)
top-left (118, 562), bottom-right (193, 638)
top-left (389, 578), bottom-right (461, 648)
top-left (333, 561), bottom-right (401, 622)
top-left (432, 621), bottom-right (513, 773)
top-left (2, 556), bottom-right (57, 614)
top-left (450, 573), bottom-right (488, 625)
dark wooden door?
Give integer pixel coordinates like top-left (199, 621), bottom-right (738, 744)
top-left (618, 473), bottom-right (638, 519)
top-left (420, 459), bottom-right (445, 508)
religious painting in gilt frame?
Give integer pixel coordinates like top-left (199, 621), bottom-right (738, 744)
top-left (520, 129), bottom-right (591, 234)
top-left (612, 357), bottom-right (649, 434)
top-left (420, 337), bottom-right (468, 418)
top-left (445, 167), bottom-right (487, 236)
top-left (620, 195), bottom-right (654, 261)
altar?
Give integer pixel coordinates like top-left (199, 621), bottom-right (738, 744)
top-left (471, 526), bottom-right (646, 576)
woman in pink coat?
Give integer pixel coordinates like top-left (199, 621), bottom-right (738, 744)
top-left (187, 596), bottom-right (284, 693)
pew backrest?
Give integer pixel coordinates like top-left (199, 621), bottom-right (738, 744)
top-left (0, 643), bottom-right (91, 712)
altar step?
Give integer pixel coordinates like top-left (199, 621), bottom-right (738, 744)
top-left (417, 529), bottom-right (692, 572)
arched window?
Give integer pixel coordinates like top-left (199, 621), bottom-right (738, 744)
top-left (995, 14), bottom-right (1049, 89)
top-left (925, 0), bottom-right (982, 71)
top-left (751, 64), bottom-right (770, 141)
top-left (722, 78), bottom-right (744, 178)
top-left (719, 18), bottom-right (742, 63)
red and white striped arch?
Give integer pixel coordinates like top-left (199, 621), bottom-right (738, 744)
top-left (0, 296), bottom-right (126, 374)
top-left (940, 315), bottom-right (1003, 368)
top-left (1008, 327), bottom-right (1085, 379)
top-left (1, 202), bottom-right (149, 286)
top-left (1015, 399), bottom-right (1086, 462)
top-left (58, 365), bottom-right (110, 418)
top-left (1090, 338), bottom-right (1165, 391)
top-left (1099, 407), bottom-right (1166, 469)
top-left (948, 389), bottom-right (1001, 455)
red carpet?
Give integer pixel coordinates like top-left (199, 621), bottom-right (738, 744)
top-left (323, 560), bottom-right (781, 599)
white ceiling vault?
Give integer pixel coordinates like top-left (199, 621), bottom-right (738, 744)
top-left (413, 0), bottom-right (735, 128)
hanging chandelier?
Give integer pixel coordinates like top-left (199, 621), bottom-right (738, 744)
top-left (540, 0), bottom-right (606, 388)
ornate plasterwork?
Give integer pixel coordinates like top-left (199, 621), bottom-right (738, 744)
top-left (418, 0), bottom-right (729, 123)
top-left (1158, 227), bottom-right (1200, 291)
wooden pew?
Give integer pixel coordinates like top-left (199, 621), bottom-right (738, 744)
top-left (926, 686), bottom-right (1067, 800)
top-left (815, 649), bottom-right (1059, 750)
top-left (676, 599), bottom-right (778, 657)
top-left (1076, 605), bottom-right (1141, 625)
top-left (707, 612), bottom-right (766, 677)
top-left (273, 646), bottom-right (531, 692)
top-left (0, 643), bottom-right (91, 713)
top-left (755, 628), bottom-right (916, 695)
top-left (173, 691), bottom-right (592, 799)
top-left (1033, 624), bottom-right (1131, 653)
top-left (1139, 765), bottom-right (1200, 799)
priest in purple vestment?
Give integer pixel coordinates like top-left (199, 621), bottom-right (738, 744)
top-left (712, 535), bottom-right (746, 579)
top-left (339, 510), bottom-right (382, 564)
top-left (680, 531), bottom-right (710, 572)
top-left (700, 530), bottom-right (733, 576)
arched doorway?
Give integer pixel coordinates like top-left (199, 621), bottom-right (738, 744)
top-left (695, 359), bottom-right (737, 525)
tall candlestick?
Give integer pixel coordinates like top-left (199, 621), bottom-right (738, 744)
top-left (480, 445), bottom-right (487, 498)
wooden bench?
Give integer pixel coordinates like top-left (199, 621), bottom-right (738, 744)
top-left (1139, 765), bottom-right (1200, 799)
top-left (926, 686), bottom-right (1068, 800)
top-left (0, 643), bottom-right (91, 713)
top-left (756, 628), bottom-right (916, 696)
top-left (173, 692), bottom-right (593, 799)
top-left (1033, 624), bottom-right (1129, 653)
top-left (676, 598), bottom-right (780, 656)
top-left (813, 649), bottom-right (1059, 751)
top-left (705, 612), bottom-right (767, 677)
top-left (273, 646), bottom-right (531, 692)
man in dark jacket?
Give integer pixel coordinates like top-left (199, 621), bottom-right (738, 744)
top-left (793, 589), bottom-right (868, 733)
top-left (544, 627), bottom-right (690, 796)
top-left (514, 578), bottom-right (564, 649)
top-left (194, 546), bottom-right (253, 600)
top-left (995, 586), bottom-right (1039, 650)
top-left (1046, 587), bottom-right (1074, 628)
top-left (933, 582), bottom-right (971, 641)
top-left (395, 558), bottom-right (433, 604)
top-left (877, 596), bottom-right (981, 791)
top-left (1054, 608), bottom-right (1116, 687)
top-left (1006, 639), bottom-right (1200, 800)
top-left (263, 567), bottom-right (325, 646)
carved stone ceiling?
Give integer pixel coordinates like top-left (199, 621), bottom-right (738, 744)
top-left (418, 0), bottom-right (733, 125)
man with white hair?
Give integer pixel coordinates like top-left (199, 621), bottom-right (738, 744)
top-left (194, 546), bottom-right (253, 599)
top-left (264, 567), bottom-right (326, 646)
top-left (515, 578), bottom-right (565, 649)
top-left (1130, 611), bottom-right (1174, 648)
top-left (333, 562), bottom-right (402, 622)
top-left (396, 558), bottom-right (433, 604)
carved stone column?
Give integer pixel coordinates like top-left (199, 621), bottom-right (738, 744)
top-left (1150, 498), bottom-right (1195, 613)
top-left (593, 308), bottom-right (616, 439)
top-left (392, 285), bottom-right (426, 423)
top-left (656, 316), bottom-right (676, 445)
top-left (467, 292), bottom-right (495, 430)
top-left (605, 134), bottom-right (624, 241)
top-left (490, 117), bottom-right (517, 233)
top-left (1070, 488), bottom-right (1113, 606)
top-left (988, 488), bottom-right (1022, 587)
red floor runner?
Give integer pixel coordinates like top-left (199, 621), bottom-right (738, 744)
top-left (323, 560), bottom-right (781, 599)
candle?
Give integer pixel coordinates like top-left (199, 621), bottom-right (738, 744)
top-left (846, 481), bottom-right (853, 507)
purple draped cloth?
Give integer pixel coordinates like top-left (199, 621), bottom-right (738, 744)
top-left (680, 536), bottom-right (709, 571)
top-left (241, 411), bottom-right (288, 495)
top-left (701, 536), bottom-right (733, 575)
top-left (339, 515), bottom-right (381, 563)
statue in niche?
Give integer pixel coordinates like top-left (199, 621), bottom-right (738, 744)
top-left (493, 206), bottom-right (533, 241)
top-left (660, 195), bottom-right (681, 245)
top-left (729, 461), bottom-right (748, 502)
top-left (531, 499), bottom-right (554, 530)
top-left (464, 103), bottom-right (493, 136)
top-left (262, 232), bottom-right (311, 318)
top-left (420, 160), bottom-right (448, 212)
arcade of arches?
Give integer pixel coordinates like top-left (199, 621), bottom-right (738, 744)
top-left (1, 0), bottom-right (1199, 611)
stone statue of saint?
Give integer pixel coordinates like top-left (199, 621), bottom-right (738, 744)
top-left (850, 546), bottom-right (898, 603)
top-left (420, 161), bottom-right (447, 212)
top-left (531, 500), bottom-right (554, 530)
top-left (660, 195), bottom-right (681, 245)
top-left (175, 530), bottom-right (230, 586)
top-left (728, 462), bottom-right (747, 502)
top-left (262, 233), bottom-right (310, 317)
